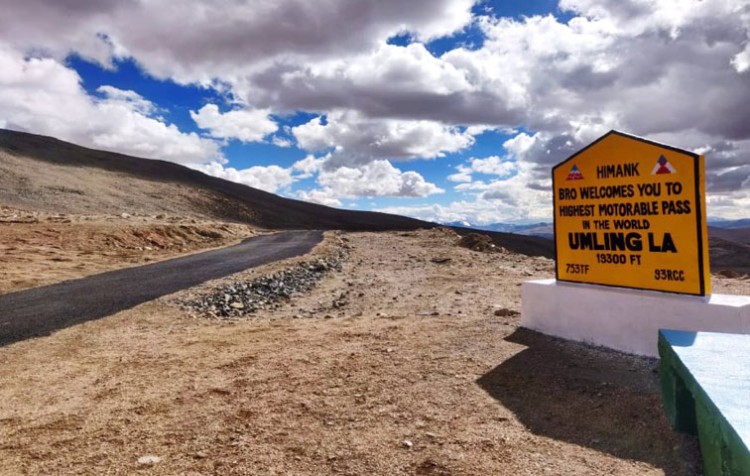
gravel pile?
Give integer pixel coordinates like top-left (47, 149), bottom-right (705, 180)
top-left (184, 254), bottom-right (344, 318)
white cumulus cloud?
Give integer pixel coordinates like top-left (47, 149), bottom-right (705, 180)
top-left (191, 161), bottom-right (294, 194)
top-left (1, 0), bottom-right (749, 219)
top-left (190, 104), bottom-right (278, 143)
top-left (0, 45), bottom-right (221, 164)
top-left (317, 160), bottom-right (444, 198)
top-left (292, 110), bottom-right (476, 167)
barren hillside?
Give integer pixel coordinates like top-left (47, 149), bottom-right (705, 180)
top-left (0, 128), bottom-right (552, 257)
top-left (0, 129), bottom-right (427, 231)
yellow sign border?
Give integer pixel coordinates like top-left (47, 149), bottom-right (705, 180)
top-left (552, 130), bottom-right (709, 296)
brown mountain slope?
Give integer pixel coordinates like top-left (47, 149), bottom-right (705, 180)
top-left (709, 236), bottom-right (750, 275)
top-left (709, 226), bottom-right (750, 247)
top-left (0, 128), bottom-right (428, 231)
top-left (0, 128), bottom-right (554, 257)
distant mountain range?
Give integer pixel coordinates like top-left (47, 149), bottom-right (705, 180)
top-left (447, 217), bottom-right (750, 239)
top-left (707, 218), bottom-right (750, 229)
top-left (443, 221), bottom-right (554, 239)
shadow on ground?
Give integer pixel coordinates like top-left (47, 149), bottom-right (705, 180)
top-left (476, 328), bottom-right (702, 475)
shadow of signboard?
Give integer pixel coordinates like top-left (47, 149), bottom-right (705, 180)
top-left (476, 328), bottom-right (703, 476)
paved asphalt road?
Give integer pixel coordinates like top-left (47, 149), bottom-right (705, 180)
top-left (0, 230), bottom-right (323, 347)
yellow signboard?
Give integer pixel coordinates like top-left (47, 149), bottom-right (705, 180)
top-left (553, 130), bottom-right (710, 296)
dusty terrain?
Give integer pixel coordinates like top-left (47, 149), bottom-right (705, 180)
top-left (1, 224), bottom-right (749, 475)
top-left (0, 206), bottom-right (259, 295)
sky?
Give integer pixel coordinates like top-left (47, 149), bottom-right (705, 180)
top-left (0, 0), bottom-right (748, 224)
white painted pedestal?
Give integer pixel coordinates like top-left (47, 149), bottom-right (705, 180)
top-left (521, 279), bottom-right (750, 357)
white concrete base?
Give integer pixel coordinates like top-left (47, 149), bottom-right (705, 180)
top-left (521, 279), bottom-right (750, 357)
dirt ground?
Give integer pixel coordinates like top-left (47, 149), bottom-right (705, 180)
top-left (1, 225), bottom-right (749, 475)
top-left (0, 206), bottom-right (259, 295)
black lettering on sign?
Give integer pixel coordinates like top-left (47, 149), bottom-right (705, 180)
top-left (559, 187), bottom-right (577, 200)
top-left (613, 219), bottom-right (650, 230)
top-left (559, 204), bottom-right (595, 217)
top-left (596, 253), bottom-right (627, 264)
top-left (596, 163), bottom-right (640, 179)
top-left (568, 232), bottom-right (643, 252)
top-left (654, 269), bottom-right (685, 281)
top-left (598, 201), bottom-right (659, 217)
top-left (580, 185), bottom-right (635, 200)
top-left (666, 182), bottom-right (683, 195)
top-left (566, 263), bottom-right (590, 274)
top-left (661, 200), bottom-right (691, 215)
top-left (648, 233), bottom-right (677, 253)
top-left (637, 183), bottom-right (661, 197)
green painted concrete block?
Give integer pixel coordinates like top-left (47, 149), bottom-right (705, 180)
top-left (659, 329), bottom-right (750, 476)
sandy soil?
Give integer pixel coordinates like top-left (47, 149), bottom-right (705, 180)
top-left (1, 226), bottom-right (749, 475)
top-left (0, 206), bottom-right (259, 295)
